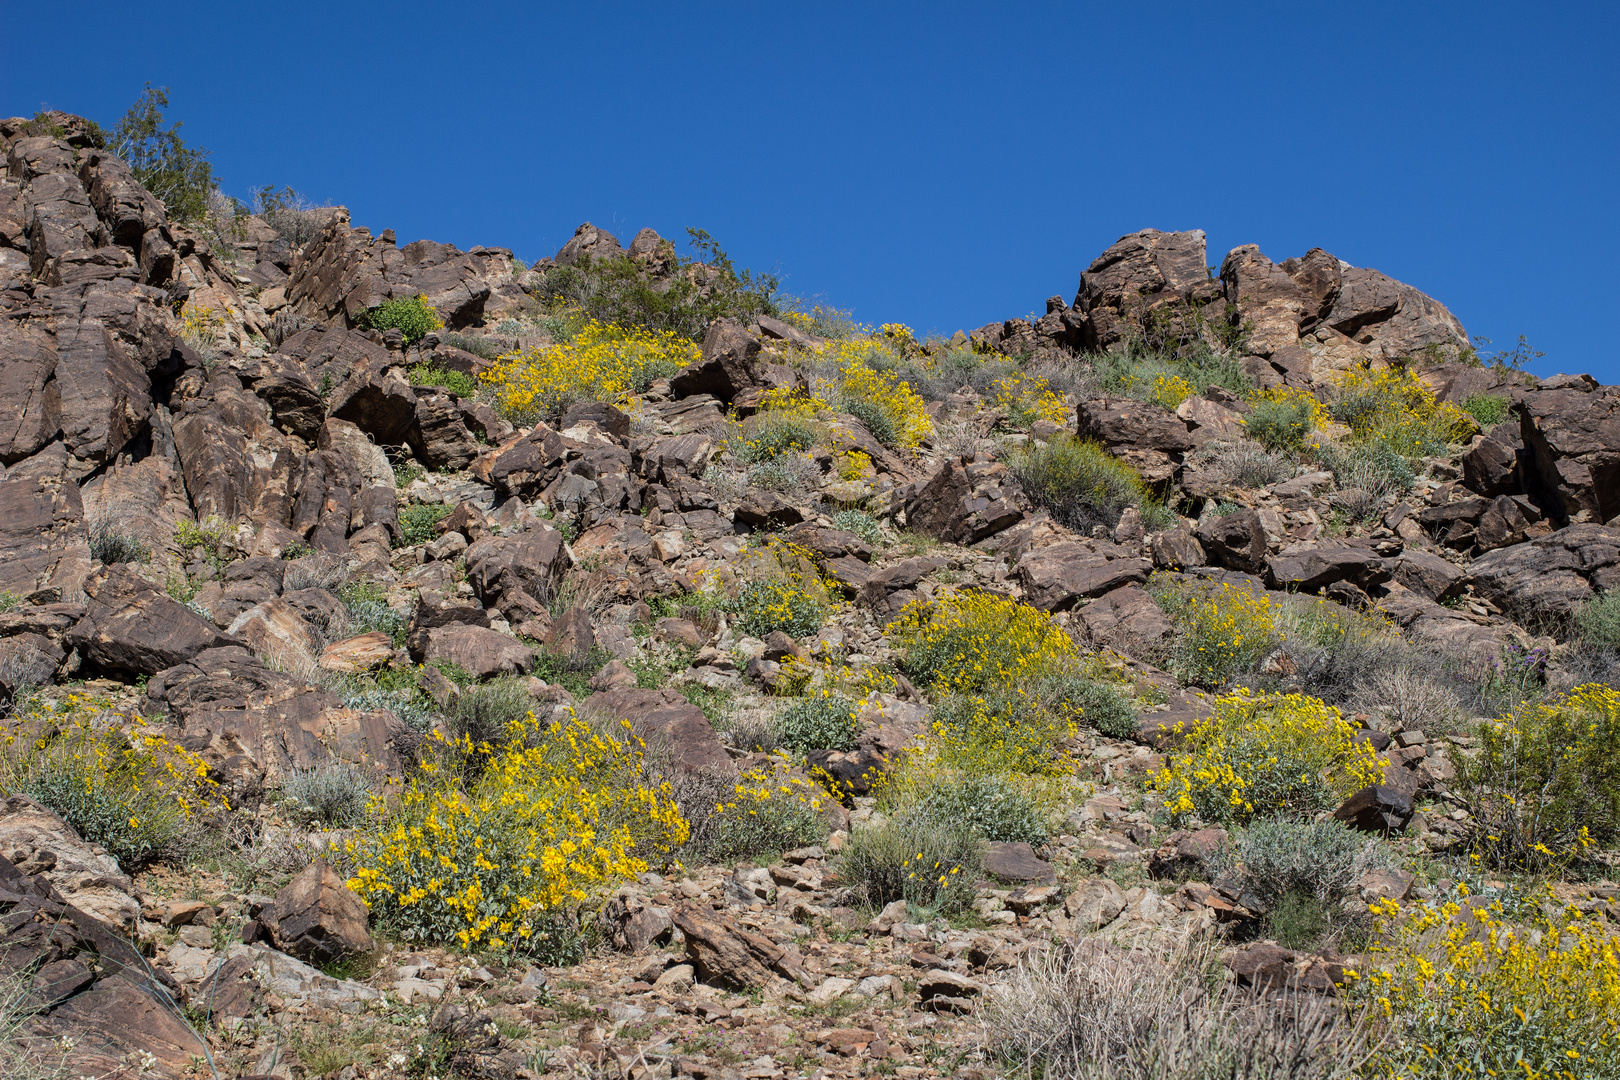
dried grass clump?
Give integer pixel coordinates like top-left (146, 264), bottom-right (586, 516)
top-left (984, 941), bottom-right (1368, 1080)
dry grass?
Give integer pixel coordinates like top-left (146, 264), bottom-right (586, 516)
top-left (983, 940), bottom-right (1370, 1080)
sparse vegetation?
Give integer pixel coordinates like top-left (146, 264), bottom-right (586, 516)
top-left (356, 293), bottom-right (443, 345)
top-left (1008, 435), bottom-right (1171, 533)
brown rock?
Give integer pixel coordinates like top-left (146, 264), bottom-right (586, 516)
top-left (896, 458), bottom-right (1024, 545)
top-left (266, 859), bottom-right (374, 964)
top-left (982, 841), bottom-right (1055, 885)
top-left (318, 631), bottom-right (396, 673)
top-left (422, 623), bottom-right (535, 679)
top-left (582, 687), bottom-right (731, 775)
top-left (66, 565), bottom-right (239, 676)
top-left (672, 907), bottom-right (811, 988)
top-left (668, 318), bottom-right (765, 403)
top-left (1014, 542), bottom-right (1150, 611)
top-left (1197, 509), bottom-right (1268, 574)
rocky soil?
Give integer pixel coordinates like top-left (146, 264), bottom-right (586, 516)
top-left (1, 110), bottom-right (1618, 1080)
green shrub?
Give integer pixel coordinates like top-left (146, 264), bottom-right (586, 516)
top-left (407, 364), bottom-right (477, 398)
top-left (1461, 393), bottom-right (1511, 427)
top-left (731, 577), bottom-right (827, 639)
top-left (1148, 576), bottom-right (1284, 688)
top-left (1007, 434), bottom-right (1169, 533)
top-left (839, 398), bottom-right (899, 448)
top-left (1317, 442), bottom-right (1415, 500)
top-left (279, 761), bottom-right (375, 828)
top-left (745, 460), bottom-right (796, 491)
top-left (1244, 394), bottom-right (1317, 452)
top-left (356, 294), bottom-right (442, 345)
top-left (741, 416), bottom-right (817, 462)
top-left (1090, 338), bottom-right (1254, 400)
top-left (912, 774), bottom-right (1049, 845)
top-left (108, 84), bottom-right (215, 223)
top-left (444, 677), bottom-right (534, 746)
top-left (1574, 591), bottom-right (1620, 649)
top-left (437, 331), bottom-right (506, 361)
top-left (891, 591), bottom-right (1075, 696)
top-left (1035, 674), bottom-right (1139, 739)
top-left (1455, 683), bottom-right (1620, 871)
top-left (397, 502), bottom-right (451, 547)
top-left (839, 810), bottom-right (981, 913)
top-left (21, 766), bottom-right (183, 870)
top-left (776, 693), bottom-right (859, 753)
top-left (831, 509), bottom-right (882, 544)
top-left (88, 520), bottom-right (150, 565)
top-left (337, 580), bottom-right (407, 647)
top-left (1206, 818), bottom-right (1388, 908)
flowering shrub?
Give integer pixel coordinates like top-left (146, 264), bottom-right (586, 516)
top-left (1150, 689), bottom-right (1385, 825)
top-left (989, 371), bottom-right (1069, 429)
top-left (480, 320), bottom-right (700, 423)
top-left (1007, 434), bottom-right (1170, 533)
top-left (1330, 366), bottom-right (1476, 457)
top-left (2, 697), bottom-right (221, 869)
top-left (839, 809), bottom-right (980, 913)
top-left (738, 413), bottom-right (819, 462)
top-left (729, 538), bottom-right (835, 639)
top-left (924, 690), bottom-right (1079, 777)
top-left (357, 293), bottom-right (443, 345)
top-left (177, 301), bottom-right (224, 357)
top-left (912, 773), bottom-right (1050, 845)
top-left (397, 502), bottom-right (450, 547)
top-left (1148, 575), bottom-right (1284, 688)
top-left (1244, 387), bottom-right (1325, 452)
top-left (406, 363), bottom-right (477, 398)
top-left (1455, 683), bottom-right (1620, 872)
top-left (346, 708), bottom-right (686, 952)
top-left (835, 447), bottom-right (873, 481)
top-left (1356, 891), bottom-right (1620, 1079)
top-left (1147, 373), bottom-right (1196, 409)
top-left (889, 591), bottom-right (1076, 695)
top-left (830, 509), bottom-right (882, 543)
top-left (811, 339), bottom-right (934, 450)
top-left (679, 762), bottom-right (828, 865)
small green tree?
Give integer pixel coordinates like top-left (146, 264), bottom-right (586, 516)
top-left (109, 84), bottom-right (215, 222)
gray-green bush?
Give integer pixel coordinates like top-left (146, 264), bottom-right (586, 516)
top-left (1009, 434), bottom-right (1171, 533)
top-left (839, 810), bottom-right (981, 913)
top-left (913, 775), bottom-right (1049, 845)
top-left (279, 761), bottom-right (375, 828)
top-left (776, 694), bottom-right (860, 753)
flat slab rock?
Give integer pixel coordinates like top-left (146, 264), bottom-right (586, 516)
top-left (982, 841), bottom-right (1056, 885)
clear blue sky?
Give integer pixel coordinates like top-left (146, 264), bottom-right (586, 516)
top-left (5, 2), bottom-right (1616, 382)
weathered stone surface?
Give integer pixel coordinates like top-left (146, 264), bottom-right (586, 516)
top-left (319, 631), bottom-right (396, 673)
top-left (1015, 542), bottom-right (1150, 611)
top-left (67, 565), bottom-right (239, 676)
top-left (1466, 525), bottom-right (1620, 622)
top-left (1077, 584), bottom-right (1173, 647)
top-left (227, 597), bottom-right (323, 672)
top-left (1221, 245), bottom-right (1311, 358)
top-left (287, 212), bottom-right (492, 329)
top-left (1196, 509), bottom-right (1268, 574)
top-left (1065, 877), bottom-right (1127, 931)
top-left (266, 860), bottom-right (373, 965)
top-left (1333, 785), bottom-right (1414, 833)
top-left (1147, 828), bottom-right (1228, 880)
top-left (669, 318), bottom-right (765, 403)
top-left (582, 687), bottom-right (732, 775)
top-left (982, 842), bottom-right (1056, 885)
top-left (1393, 549), bottom-right (1465, 602)
top-left (1072, 229), bottom-right (1209, 350)
top-left (1515, 385), bottom-right (1620, 524)
top-left (673, 906), bottom-right (810, 989)
top-left (1075, 398), bottom-right (1194, 455)
top-left (554, 221), bottom-right (623, 267)
top-left (464, 526), bottom-right (572, 621)
top-left (422, 623), bottom-right (535, 679)
top-left (0, 446), bottom-right (90, 598)
top-left (1265, 542), bottom-right (1394, 592)
top-left (1149, 527), bottom-right (1206, 569)
top-left (0, 795), bottom-right (138, 930)
top-left (896, 458), bottom-right (1024, 544)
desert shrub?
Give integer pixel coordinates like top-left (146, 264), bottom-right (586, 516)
top-left (1355, 665), bottom-right (1467, 736)
top-left (1186, 440), bottom-right (1295, 489)
top-left (925, 690), bottom-right (1078, 776)
top-left (1244, 389), bottom-right (1321, 452)
top-left (776, 693), bottom-right (859, 753)
top-left (279, 761), bottom-right (375, 829)
top-left (1461, 392), bottom-right (1511, 427)
top-left (745, 459), bottom-right (796, 491)
top-left (1358, 893), bottom-right (1620, 1080)
top-left (442, 676), bottom-right (533, 746)
top-left (985, 940), bottom-right (1368, 1080)
top-left (1575, 591), bottom-right (1620, 649)
top-left (1151, 689), bottom-right (1386, 826)
top-left (397, 502), bottom-right (451, 547)
top-left (174, 515), bottom-right (227, 555)
top-left (1207, 819), bottom-right (1390, 909)
top-left (0, 593), bottom-right (21, 615)
top-left (729, 538), bottom-right (834, 639)
top-left (1008, 434), bottom-right (1169, 533)
top-left (356, 293), bottom-right (443, 345)
top-left (337, 580), bottom-right (407, 647)
top-left (252, 185), bottom-right (336, 247)
top-left (437, 330), bottom-right (507, 361)
top-left (87, 519), bottom-right (150, 565)
top-left (912, 773), bottom-right (1049, 845)
top-left (108, 84), bottom-right (214, 222)
top-left (1089, 338), bottom-right (1255, 401)
top-left (1329, 366), bottom-right (1475, 457)
top-left (677, 764), bottom-right (828, 865)
top-left (407, 363), bottom-right (477, 398)
top-left (1148, 576), bottom-right (1283, 688)
top-left (282, 552), bottom-right (348, 592)
top-left (330, 678), bottom-right (435, 735)
top-left (1317, 442), bottom-right (1415, 501)
top-left (346, 707), bottom-right (686, 952)
top-left (481, 320), bottom-right (698, 424)
top-left (831, 509), bottom-right (883, 544)
top-left (2, 703), bottom-right (220, 870)
top-left (533, 228), bottom-right (779, 341)
top-left (740, 414), bottom-right (818, 462)
top-left (809, 339), bottom-right (934, 451)
top-left (1035, 673), bottom-right (1140, 740)
top-left (839, 810), bottom-right (981, 913)
top-left (1454, 683), bottom-right (1620, 871)
top-left (177, 300), bottom-right (224, 362)
top-left (889, 591), bottom-right (1076, 695)
top-left (989, 370), bottom-right (1070, 428)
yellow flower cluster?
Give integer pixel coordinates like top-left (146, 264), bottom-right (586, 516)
top-left (925, 691), bottom-right (1079, 778)
top-left (1148, 575), bottom-right (1284, 687)
top-left (731, 537), bottom-right (837, 640)
top-left (1150, 689), bottom-right (1385, 824)
top-left (990, 371), bottom-right (1069, 428)
top-left (1332, 365), bottom-right (1477, 454)
top-left (836, 448), bottom-right (873, 481)
top-left (1356, 890), bottom-right (1620, 1079)
top-left (888, 590), bottom-right (1076, 695)
top-left (1250, 384), bottom-right (1333, 429)
top-left (178, 302), bottom-right (223, 353)
top-left (479, 320), bottom-right (700, 422)
top-left (810, 339), bottom-right (934, 451)
top-left (1146, 373), bottom-right (1196, 409)
top-left (345, 708), bottom-right (686, 952)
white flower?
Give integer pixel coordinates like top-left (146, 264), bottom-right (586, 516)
top-left (482, 1021), bottom-right (499, 1038)
top-left (386, 1053), bottom-right (408, 1069)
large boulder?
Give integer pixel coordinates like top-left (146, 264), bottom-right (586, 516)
top-left (0, 444), bottom-right (90, 598)
top-left (1072, 229), bottom-right (1211, 351)
top-left (895, 458), bottom-right (1024, 544)
top-left (1015, 542), bottom-right (1151, 611)
top-left (1265, 542), bottom-right (1394, 593)
top-left (1465, 525), bottom-right (1620, 623)
top-left (67, 565), bottom-right (239, 676)
top-left (0, 794), bottom-right (139, 930)
top-left (581, 687), bottom-right (731, 776)
top-left (1514, 384), bottom-right (1620, 524)
top-left (668, 318), bottom-right (766, 403)
top-left (265, 860), bottom-right (374, 965)
top-left (420, 623), bottom-right (535, 680)
top-left (1196, 509), bottom-right (1268, 574)
top-left (463, 525), bottom-right (572, 621)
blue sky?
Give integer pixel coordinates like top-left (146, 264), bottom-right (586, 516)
top-left (5, 2), bottom-right (1617, 382)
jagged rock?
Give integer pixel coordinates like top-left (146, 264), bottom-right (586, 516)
top-left (227, 597), bottom-right (323, 672)
top-left (1392, 549), bottom-right (1465, 602)
top-left (265, 860), bottom-right (374, 965)
top-left (669, 318), bottom-right (766, 403)
top-left (1515, 384), bottom-right (1620, 523)
top-left (0, 795), bottom-right (138, 930)
top-left (67, 564), bottom-right (239, 676)
top-left (473, 423), bottom-right (574, 497)
top-left (1222, 245), bottom-right (1312, 358)
top-left (1149, 527), bottom-right (1206, 570)
top-left (1333, 785), bottom-right (1414, 833)
top-left (1072, 229), bottom-right (1210, 351)
top-left (422, 623), bottom-right (535, 680)
top-left (856, 556), bottom-right (948, 617)
top-left (1076, 398), bottom-right (1195, 456)
top-left (1196, 509), bottom-right (1268, 574)
top-left (895, 458), bottom-right (1024, 544)
top-left (1014, 541), bottom-right (1150, 611)
top-left (672, 907), bottom-right (811, 989)
top-left (287, 212), bottom-right (493, 329)
top-left (1462, 420), bottom-right (1529, 498)
top-left (1065, 877), bottom-right (1127, 931)
top-left (554, 221), bottom-right (624, 267)
top-left (0, 445), bottom-right (90, 598)
top-left (1147, 828), bottom-right (1228, 880)
top-left (408, 390), bottom-right (481, 470)
top-left (783, 523), bottom-right (873, 563)
top-left (598, 890), bottom-right (674, 953)
top-left (915, 968), bottom-right (984, 1014)
top-left (582, 687), bottom-right (732, 775)
top-left (1465, 524), bottom-right (1620, 622)
top-left (1077, 584), bottom-right (1173, 648)
top-left (1321, 262), bottom-right (1469, 363)
top-left (982, 842), bottom-right (1055, 885)
top-left (1265, 541), bottom-right (1394, 592)
top-left (734, 490), bottom-right (805, 529)
top-left (547, 605), bottom-right (596, 662)
top-left (464, 525), bottom-right (572, 621)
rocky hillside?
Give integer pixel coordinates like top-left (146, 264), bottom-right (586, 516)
top-left (2, 111), bottom-right (1618, 1080)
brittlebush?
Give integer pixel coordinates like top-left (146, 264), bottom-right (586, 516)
top-left (1148, 575), bottom-right (1284, 688)
top-left (1355, 890), bottom-right (1620, 1079)
top-left (480, 320), bottom-right (699, 423)
top-left (1151, 689), bottom-right (1385, 825)
top-left (890, 591), bottom-right (1076, 695)
top-left (346, 708), bottom-right (686, 952)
